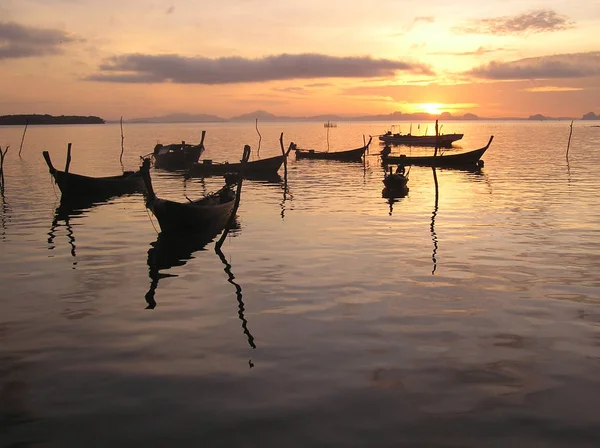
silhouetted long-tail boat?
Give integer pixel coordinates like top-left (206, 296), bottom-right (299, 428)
top-left (378, 131), bottom-right (463, 147)
top-left (295, 137), bottom-right (372, 162)
top-left (383, 166), bottom-right (409, 190)
top-left (381, 136), bottom-right (494, 168)
top-left (187, 142), bottom-right (296, 178)
top-left (42, 144), bottom-right (145, 200)
top-left (151, 130), bottom-right (206, 170)
top-left (142, 146), bottom-right (250, 233)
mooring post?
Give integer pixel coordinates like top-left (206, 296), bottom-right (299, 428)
top-left (0, 145), bottom-right (9, 191)
top-left (19, 121), bottom-right (28, 158)
top-left (120, 116), bottom-right (125, 167)
top-left (65, 143), bottom-right (72, 173)
top-left (566, 120), bottom-right (574, 160)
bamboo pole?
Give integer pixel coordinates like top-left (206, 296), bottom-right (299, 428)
top-left (279, 132), bottom-right (288, 181)
top-left (216, 145), bottom-right (251, 251)
top-left (255, 118), bottom-right (262, 158)
top-left (566, 120), bottom-right (573, 159)
top-left (18, 121), bottom-right (28, 158)
top-left (65, 143), bottom-right (72, 173)
top-left (0, 145), bottom-right (9, 191)
top-left (120, 116), bottom-right (125, 166)
top-left (434, 119), bottom-right (439, 158)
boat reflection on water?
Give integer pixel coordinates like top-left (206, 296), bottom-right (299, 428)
top-left (431, 167), bottom-right (439, 275)
top-left (1, 190), bottom-right (10, 241)
top-left (144, 218), bottom-right (240, 309)
top-left (47, 196), bottom-right (108, 264)
top-left (382, 186), bottom-right (409, 216)
top-left (144, 213), bottom-right (257, 364)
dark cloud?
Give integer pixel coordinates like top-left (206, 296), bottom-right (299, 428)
top-left (0, 21), bottom-right (77, 60)
top-left (166, 5), bottom-right (175, 14)
top-left (467, 52), bottom-right (600, 80)
top-left (86, 53), bottom-right (434, 84)
top-left (453, 9), bottom-right (574, 35)
top-left (429, 46), bottom-right (509, 57)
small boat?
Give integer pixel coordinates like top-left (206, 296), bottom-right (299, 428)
top-left (382, 136), bottom-right (494, 168)
top-left (187, 139), bottom-right (296, 178)
top-left (378, 131), bottom-right (463, 147)
top-left (42, 145), bottom-right (145, 200)
top-left (142, 146), bottom-right (250, 233)
top-left (295, 137), bottom-right (372, 162)
top-left (152, 131), bottom-right (206, 170)
top-left (187, 152), bottom-right (288, 178)
top-left (383, 166), bottom-right (409, 190)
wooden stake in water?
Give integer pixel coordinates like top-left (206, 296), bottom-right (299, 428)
top-left (566, 120), bottom-right (573, 159)
top-left (120, 116), bottom-right (125, 166)
top-left (255, 118), bottom-right (262, 159)
top-left (19, 121), bottom-right (28, 158)
top-left (0, 145), bottom-right (9, 191)
top-left (65, 143), bottom-right (72, 173)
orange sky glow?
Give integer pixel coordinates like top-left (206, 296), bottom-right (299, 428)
top-left (0, 0), bottom-right (599, 120)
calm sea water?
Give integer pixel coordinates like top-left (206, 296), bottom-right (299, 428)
top-left (1, 121), bottom-right (599, 447)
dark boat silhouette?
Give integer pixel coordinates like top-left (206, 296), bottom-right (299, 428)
top-left (382, 136), bottom-right (494, 169)
top-left (295, 137), bottom-right (372, 162)
top-left (42, 144), bottom-right (145, 200)
top-left (151, 131), bottom-right (206, 170)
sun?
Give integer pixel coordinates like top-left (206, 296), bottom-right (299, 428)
top-left (420, 103), bottom-right (443, 115)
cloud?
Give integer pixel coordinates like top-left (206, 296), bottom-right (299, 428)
top-left (523, 86), bottom-right (584, 92)
top-left (86, 53), bottom-right (434, 84)
top-left (305, 82), bottom-right (333, 88)
top-left (453, 9), bottom-right (574, 35)
top-left (429, 46), bottom-right (509, 57)
top-left (166, 5), bottom-right (175, 14)
top-left (272, 86), bottom-right (307, 94)
top-left (413, 16), bottom-right (434, 25)
top-left (393, 15), bottom-right (435, 36)
top-left (467, 52), bottom-right (600, 80)
top-left (0, 21), bottom-right (78, 60)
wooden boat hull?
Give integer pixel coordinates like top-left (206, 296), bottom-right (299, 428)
top-left (295, 137), bottom-right (372, 162)
top-left (42, 151), bottom-right (145, 200)
top-left (147, 194), bottom-right (235, 234)
top-left (379, 133), bottom-right (463, 147)
top-left (187, 154), bottom-right (284, 177)
top-left (153, 144), bottom-right (204, 170)
top-left (383, 174), bottom-right (408, 190)
top-left (382, 136), bottom-right (494, 168)
top-left (51, 170), bottom-right (145, 197)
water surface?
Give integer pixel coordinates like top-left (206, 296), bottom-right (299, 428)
top-left (1, 121), bottom-right (599, 447)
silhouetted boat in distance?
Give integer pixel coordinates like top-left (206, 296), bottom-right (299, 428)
top-left (42, 144), bottom-right (145, 200)
top-left (152, 130), bottom-right (206, 170)
top-left (187, 140), bottom-right (296, 178)
top-left (378, 131), bottom-right (463, 147)
top-left (381, 136), bottom-right (494, 169)
top-left (142, 146), bottom-right (250, 233)
top-left (295, 136), bottom-right (372, 162)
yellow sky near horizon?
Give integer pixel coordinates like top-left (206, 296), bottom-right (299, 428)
top-left (1, 0), bottom-right (599, 120)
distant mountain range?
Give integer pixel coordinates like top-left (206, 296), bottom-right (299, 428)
top-left (117, 110), bottom-right (600, 123)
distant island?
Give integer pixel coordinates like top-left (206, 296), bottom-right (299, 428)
top-left (118, 110), bottom-right (600, 124)
top-left (0, 114), bottom-right (105, 125)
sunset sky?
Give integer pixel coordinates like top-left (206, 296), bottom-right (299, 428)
top-left (1, 0), bottom-right (599, 119)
